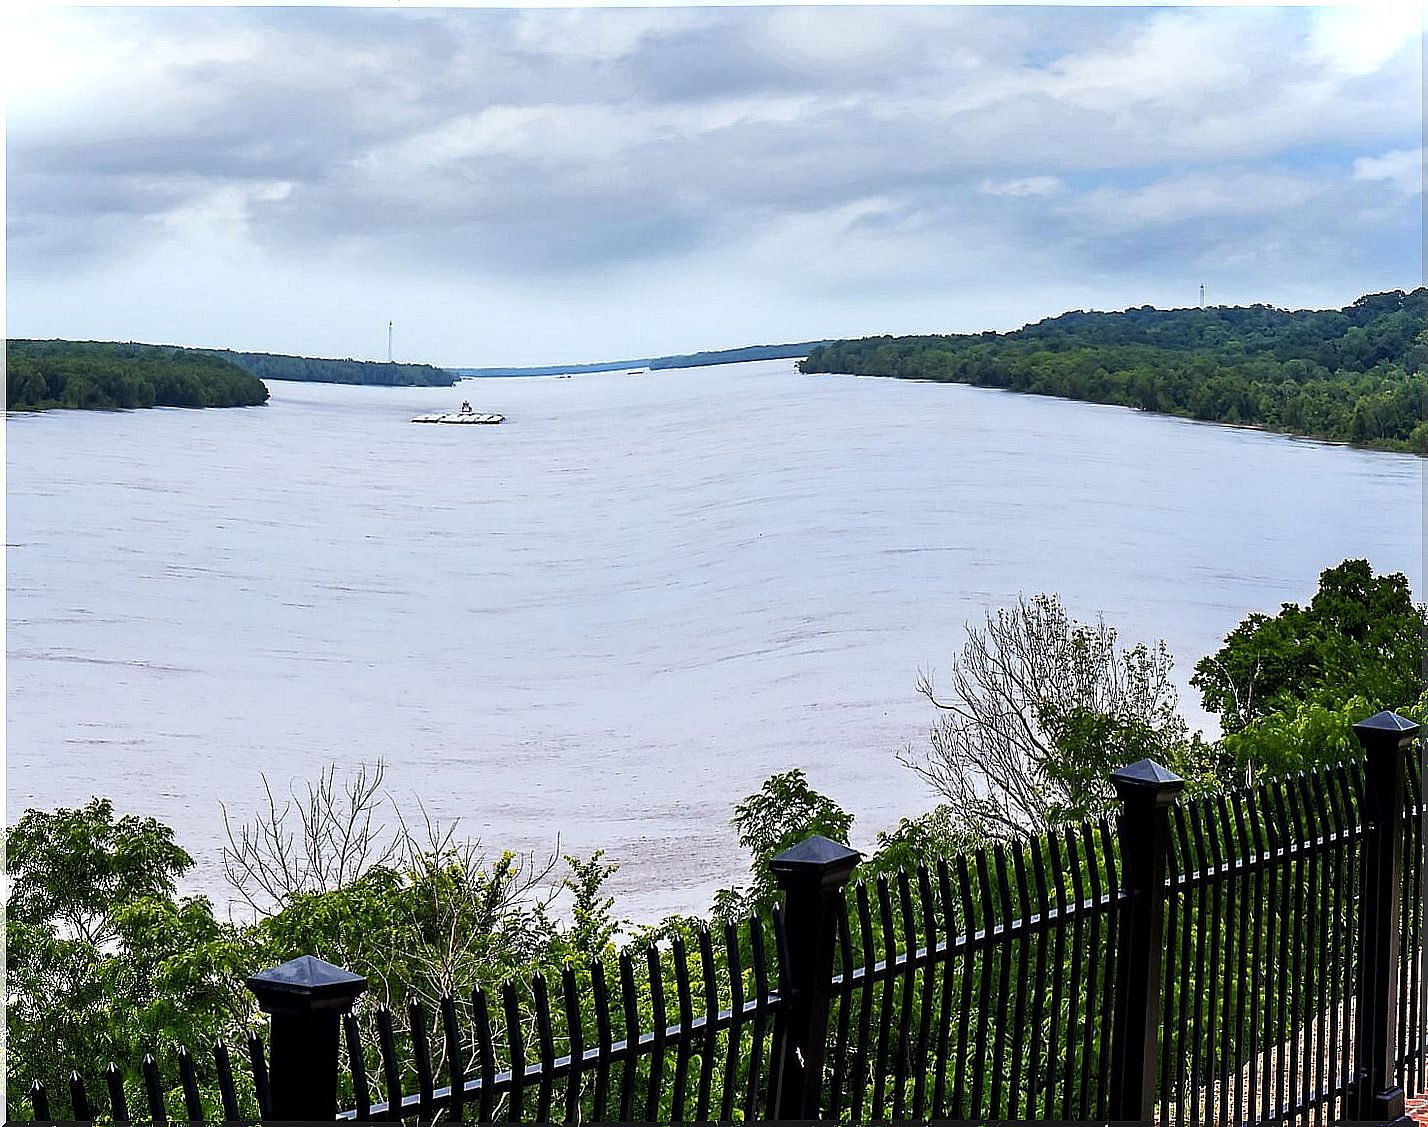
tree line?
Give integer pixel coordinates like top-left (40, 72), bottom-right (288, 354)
top-left (208, 349), bottom-right (457, 387)
top-left (7, 559), bottom-right (1423, 1117)
top-left (459, 341), bottom-right (833, 378)
top-left (800, 289), bottom-right (1428, 453)
top-left (7, 340), bottom-right (270, 411)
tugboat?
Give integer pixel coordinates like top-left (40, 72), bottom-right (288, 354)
top-left (412, 399), bottom-right (505, 425)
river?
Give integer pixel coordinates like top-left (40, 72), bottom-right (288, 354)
top-left (6, 360), bottom-right (1422, 921)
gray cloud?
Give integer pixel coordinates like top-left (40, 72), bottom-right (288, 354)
top-left (6, 5), bottom-right (1421, 362)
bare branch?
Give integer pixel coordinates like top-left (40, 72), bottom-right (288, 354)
top-left (903, 592), bottom-right (1185, 842)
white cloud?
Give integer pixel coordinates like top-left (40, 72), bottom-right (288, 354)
top-left (1064, 171), bottom-right (1329, 231)
top-left (978, 177), bottom-right (1064, 198)
top-left (1035, 10), bottom-right (1260, 111)
top-left (5, 5), bottom-right (1423, 364)
top-left (1307, 5), bottom-right (1422, 77)
top-left (1353, 148), bottom-right (1424, 196)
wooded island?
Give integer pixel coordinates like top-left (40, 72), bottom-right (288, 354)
top-left (800, 289), bottom-right (1427, 453)
top-left (7, 340), bottom-right (270, 411)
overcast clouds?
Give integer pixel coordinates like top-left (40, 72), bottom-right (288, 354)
top-left (5, 5), bottom-right (1422, 367)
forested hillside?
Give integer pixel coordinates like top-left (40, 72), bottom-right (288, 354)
top-left (801, 289), bottom-right (1428, 452)
top-left (211, 349), bottom-right (456, 386)
top-left (6, 340), bottom-right (269, 411)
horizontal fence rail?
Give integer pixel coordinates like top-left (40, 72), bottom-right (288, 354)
top-left (1158, 763), bottom-right (1366, 1126)
top-left (28, 1036), bottom-right (270, 1124)
top-left (336, 916), bottom-right (782, 1123)
top-left (21, 713), bottom-right (1426, 1125)
top-left (818, 820), bottom-right (1122, 1121)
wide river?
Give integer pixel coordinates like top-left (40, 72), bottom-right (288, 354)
top-left (6, 360), bottom-right (1423, 921)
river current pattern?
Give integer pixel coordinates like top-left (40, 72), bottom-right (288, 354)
top-left (6, 360), bottom-right (1422, 920)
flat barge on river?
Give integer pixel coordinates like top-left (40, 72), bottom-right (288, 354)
top-left (411, 411), bottom-right (505, 424)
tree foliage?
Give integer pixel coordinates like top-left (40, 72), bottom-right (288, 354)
top-left (6, 801), bottom-right (261, 1117)
top-left (1192, 559), bottom-right (1423, 735)
top-left (5, 776), bottom-right (620, 1121)
top-left (800, 289), bottom-right (1428, 452)
top-left (209, 349), bottom-right (457, 387)
top-left (900, 594), bottom-right (1223, 840)
top-left (7, 340), bottom-right (269, 411)
top-left (1191, 559), bottom-right (1424, 779)
top-left (711, 768), bottom-right (854, 921)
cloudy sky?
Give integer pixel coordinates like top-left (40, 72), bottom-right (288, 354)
top-left (5, 4), bottom-right (1422, 368)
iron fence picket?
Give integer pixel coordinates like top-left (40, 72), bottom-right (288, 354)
top-left (532, 974), bottom-right (556, 1124)
top-left (929, 857), bottom-right (957, 1117)
top-left (104, 1061), bottom-right (128, 1122)
top-left (560, 966), bottom-right (585, 1124)
top-left (176, 1045), bottom-right (204, 1123)
top-left (693, 925), bottom-right (717, 1122)
top-left (69, 1071), bottom-right (93, 1122)
top-left (746, 919), bottom-right (771, 1121)
top-left (17, 737), bottom-right (1425, 1127)
top-left (141, 1054), bottom-right (167, 1122)
top-left (1053, 826), bottom-right (1077, 1119)
top-left (440, 994), bottom-right (464, 1124)
top-left (27, 1081), bottom-right (48, 1122)
top-left (214, 1039), bottom-right (240, 1122)
top-left (911, 863), bottom-right (938, 1118)
top-left (716, 924), bottom-right (740, 1123)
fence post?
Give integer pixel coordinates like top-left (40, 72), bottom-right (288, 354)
top-left (1350, 709), bottom-right (1419, 1125)
top-left (247, 954), bottom-right (368, 1121)
top-left (766, 833), bottom-right (861, 1120)
top-left (1107, 758), bottom-right (1184, 1123)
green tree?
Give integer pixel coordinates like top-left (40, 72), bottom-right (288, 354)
top-left (6, 801), bottom-right (260, 1119)
top-left (900, 594), bottom-right (1222, 841)
top-left (1191, 559), bottom-right (1424, 736)
top-left (8, 798), bottom-right (193, 946)
top-left (711, 769), bottom-right (854, 920)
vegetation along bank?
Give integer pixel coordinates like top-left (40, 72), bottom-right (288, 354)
top-left (207, 348), bottom-right (457, 387)
top-left (800, 289), bottom-right (1428, 453)
top-left (7, 340), bottom-right (270, 411)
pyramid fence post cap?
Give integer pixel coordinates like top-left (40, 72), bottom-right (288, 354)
top-left (769, 834), bottom-right (861, 890)
top-left (1110, 758), bottom-right (1185, 805)
top-left (246, 955), bottom-right (368, 1014)
top-left (1353, 710), bottom-right (1421, 743)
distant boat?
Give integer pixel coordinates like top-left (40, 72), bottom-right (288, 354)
top-left (411, 412), bottom-right (504, 424)
top-left (625, 367), bottom-right (650, 376)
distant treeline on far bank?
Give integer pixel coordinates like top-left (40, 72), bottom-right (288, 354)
top-left (799, 288), bottom-right (1428, 453)
top-left (6, 340), bottom-right (270, 411)
top-left (207, 349), bottom-right (457, 387)
top-left (456, 340), bottom-right (834, 377)
top-left (5, 340), bottom-right (461, 413)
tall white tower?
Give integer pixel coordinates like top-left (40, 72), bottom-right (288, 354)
top-left (388, 321), bottom-right (393, 362)
top-left (1199, 284), bottom-right (1206, 309)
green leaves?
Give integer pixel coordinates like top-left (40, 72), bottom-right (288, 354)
top-left (6, 340), bottom-right (270, 411)
top-left (902, 593), bottom-right (1208, 841)
top-left (800, 288), bottom-right (1428, 452)
top-left (1191, 559), bottom-right (1423, 740)
top-left (7, 798), bottom-right (193, 947)
top-left (5, 801), bottom-right (260, 1120)
top-left (713, 769), bottom-right (854, 920)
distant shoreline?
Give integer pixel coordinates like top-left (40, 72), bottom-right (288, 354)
top-left (800, 289), bottom-right (1427, 456)
top-left (455, 340), bottom-right (831, 378)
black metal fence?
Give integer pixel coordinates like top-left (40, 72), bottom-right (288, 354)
top-left (24, 712), bottom-right (1426, 1124)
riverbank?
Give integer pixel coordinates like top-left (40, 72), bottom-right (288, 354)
top-left (799, 288), bottom-right (1427, 455)
top-left (7, 339), bottom-right (269, 410)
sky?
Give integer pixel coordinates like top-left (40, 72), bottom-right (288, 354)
top-left (4, 4), bottom-right (1423, 368)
